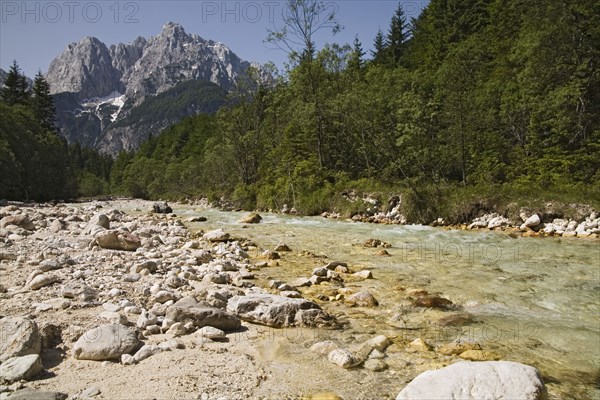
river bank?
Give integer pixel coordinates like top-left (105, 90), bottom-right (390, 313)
top-left (0, 200), bottom-right (598, 399)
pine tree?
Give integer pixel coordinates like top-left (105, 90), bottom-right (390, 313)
top-left (388, 3), bottom-right (408, 65)
top-left (0, 60), bottom-right (30, 106)
top-left (372, 29), bottom-right (388, 63)
top-left (348, 35), bottom-right (366, 71)
top-left (31, 71), bottom-right (56, 133)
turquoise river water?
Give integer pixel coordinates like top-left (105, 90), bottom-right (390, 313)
top-left (174, 206), bottom-right (600, 399)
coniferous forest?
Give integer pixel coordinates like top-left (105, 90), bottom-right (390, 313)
top-left (1, 0), bottom-right (599, 222)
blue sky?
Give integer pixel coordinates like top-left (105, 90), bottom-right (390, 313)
top-left (0, 1), bottom-right (428, 78)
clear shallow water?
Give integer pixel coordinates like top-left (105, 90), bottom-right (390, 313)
top-left (177, 206), bottom-right (600, 399)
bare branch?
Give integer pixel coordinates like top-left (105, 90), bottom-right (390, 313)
top-left (265, 0), bottom-right (343, 62)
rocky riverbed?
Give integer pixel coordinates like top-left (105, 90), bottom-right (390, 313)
top-left (0, 200), bottom-right (596, 399)
top-left (318, 194), bottom-right (600, 239)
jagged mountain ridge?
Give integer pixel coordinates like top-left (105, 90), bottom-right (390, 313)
top-left (45, 22), bottom-right (263, 154)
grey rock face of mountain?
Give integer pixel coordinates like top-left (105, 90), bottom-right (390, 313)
top-left (46, 36), bottom-right (123, 100)
top-left (122, 22), bottom-right (248, 102)
top-left (46, 22), bottom-right (261, 153)
top-left (109, 36), bottom-right (147, 77)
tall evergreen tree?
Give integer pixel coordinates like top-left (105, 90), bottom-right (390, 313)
top-left (31, 71), bottom-right (56, 133)
top-left (0, 61), bottom-right (30, 106)
top-left (388, 3), bottom-right (408, 65)
top-left (348, 35), bottom-right (366, 71)
top-left (372, 29), bottom-right (388, 63)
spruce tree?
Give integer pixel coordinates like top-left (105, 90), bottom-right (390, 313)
top-left (31, 71), bottom-right (56, 133)
top-left (388, 3), bottom-right (408, 65)
top-left (372, 29), bottom-right (388, 63)
top-left (349, 35), bottom-right (366, 71)
top-left (0, 60), bottom-right (30, 105)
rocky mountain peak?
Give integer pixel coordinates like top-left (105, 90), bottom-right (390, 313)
top-left (47, 36), bottom-right (122, 100)
top-left (162, 21), bottom-right (187, 36)
top-left (109, 37), bottom-right (146, 76)
top-left (46, 22), bottom-right (263, 154)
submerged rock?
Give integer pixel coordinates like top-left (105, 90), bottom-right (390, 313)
top-left (363, 358), bottom-right (387, 371)
top-left (412, 295), bottom-right (453, 310)
top-left (396, 361), bottom-right (546, 400)
top-left (239, 213), bottom-right (262, 224)
top-left (352, 270), bottom-right (373, 280)
top-left (363, 238), bottom-right (391, 248)
top-left (274, 242), bottom-right (292, 252)
top-left (346, 291), bottom-right (379, 307)
top-left (437, 341), bottom-right (481, 356)
top-left (407, 338), bottom-right (432, 352)
top-left (459, 349), bottom-right (500, 361)
top-left (310, 341), bottom-right (339, 355)
top-left (328, 348), bottom-right (361, 368)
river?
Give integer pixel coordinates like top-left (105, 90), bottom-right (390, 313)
top-left (174, 206), bottom-right (600, 399)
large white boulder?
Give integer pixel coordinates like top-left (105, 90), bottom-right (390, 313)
top-left (72, 324), bottom-right (139, 361)
top-left (0, 354), bottom-right (43, 382)
top-left (396, 361), bottom-right (546, 400)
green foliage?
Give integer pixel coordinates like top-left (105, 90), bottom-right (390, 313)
top-left (114, 114), bottom-right (219, 199)
top-left (387, 3), bottom-right (409, 66)
top-left (77, 171), bottom-right (109, 198)
top-left (0, 63), bottom-right (112, 201)
top-left (113, 80), bottom-right (227, 129)
top-left (0, 61), bottom-right (30, 106)
top-left (110, 0), bottom-right (598, 219)
top-left (371, 29), bottom-right (387, 64)
top-left (0, 103), bottom-right (76, 201)
top-left (31, 71), bottom-right (56, 133)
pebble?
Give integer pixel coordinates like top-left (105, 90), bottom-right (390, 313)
top-left (352, 270), bottom-right (373, 279)
top-left (102, 303), bottom-right (122, 312)
top-left (346, 291), bottom-right (379, 307)
top-left (158, 339), bottom-right (182, 351)
top-left (310, 341), bottom-right (339, 355)
top-left (28, 274), bottom-right (60, 290)
top-left (81, 387), bottom-right (101, 398)
top-left (363, 358), bottom-right (387, 371)
top-left (195, 326), bottom-right (226, 340)
top-left (407, 338), bottom-right (432, 352)
top-left (437, 341), bottom-right (481, 356)
top-left (327, 349), bottom-right (361, 368)
top-left (166, 322), bottom-right (188, 336)
top-left (99, 311), bottom-right (128, 325)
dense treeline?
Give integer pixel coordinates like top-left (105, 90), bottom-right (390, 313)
top-left (2, 0), bottom-right (599, 218)
top-left (110, 114), bottom-right (218, 199)
top-left (114, 0), bottom-right (599, 219)
top-left (0, 61), bottom-right (113, 200)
